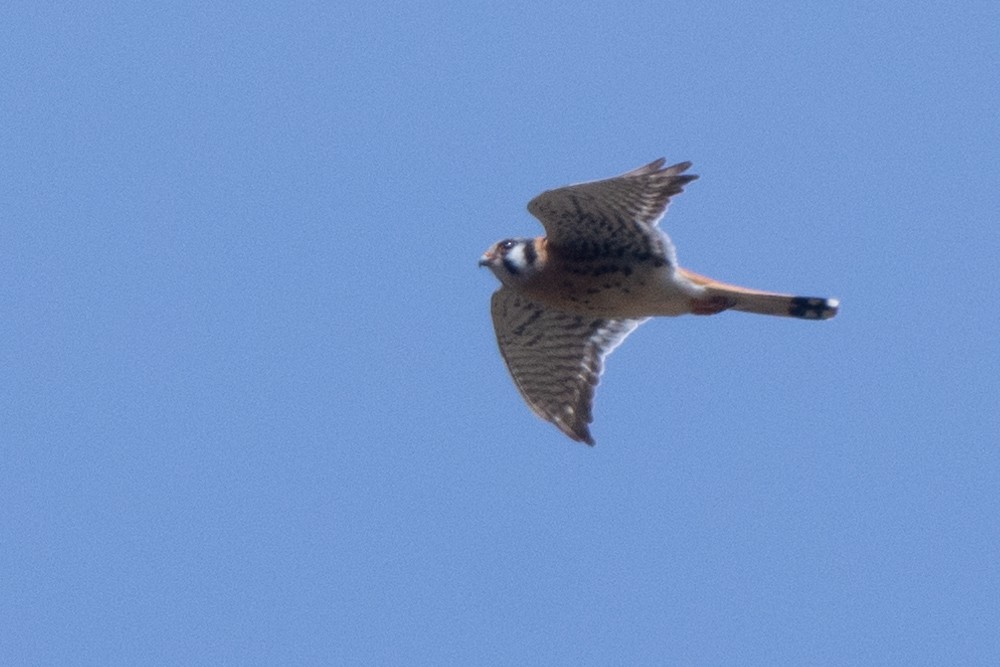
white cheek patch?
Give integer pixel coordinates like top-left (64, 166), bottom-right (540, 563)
top-left (506, 244), bottom-right (527, 272)
top-left (503, 244), bottom-right (531, 276)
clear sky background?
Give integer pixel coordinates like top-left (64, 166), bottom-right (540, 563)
top-left (3, 2), bottom-right (999, 664)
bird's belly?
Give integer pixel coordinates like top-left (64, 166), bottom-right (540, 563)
top-left (527, 265), bottom-right (701, 318)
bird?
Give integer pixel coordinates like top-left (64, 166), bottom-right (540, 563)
top-left (479, 158), bottom-right (839, 446)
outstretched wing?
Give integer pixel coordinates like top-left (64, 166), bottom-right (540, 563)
top-left (527, 159), bottom-right (697, 266)
top-left (490, 287), bottom-right (645, 445)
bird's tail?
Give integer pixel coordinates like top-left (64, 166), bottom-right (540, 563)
top-left (678, 268), bottom-right (839, 320)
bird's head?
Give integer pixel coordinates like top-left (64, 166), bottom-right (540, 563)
top-left (479, 238), bottom-right (543, 286)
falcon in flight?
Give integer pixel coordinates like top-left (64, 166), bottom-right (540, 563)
top-left (479, 158), bottom-right (838, 445)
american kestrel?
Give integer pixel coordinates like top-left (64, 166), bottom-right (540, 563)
top-left (480, 158), bottom-right (838, 445)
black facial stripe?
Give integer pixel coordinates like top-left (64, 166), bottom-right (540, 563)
top-left (502, 256), bottom-right (520, 275)
top-left (523, 241), bottom-right (537, 266)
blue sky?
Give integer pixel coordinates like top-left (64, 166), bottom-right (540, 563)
top-left (3, 2), bottom-right (999, 664)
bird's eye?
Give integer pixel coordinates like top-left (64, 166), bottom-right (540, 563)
top-left (499, 239), bottom-right (517, 252)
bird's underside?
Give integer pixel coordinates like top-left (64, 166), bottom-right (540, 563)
top-left (481, 158), bottom-right (839, 445)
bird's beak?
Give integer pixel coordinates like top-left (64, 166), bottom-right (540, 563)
top-left (478, 252), bottom-right (493, 267)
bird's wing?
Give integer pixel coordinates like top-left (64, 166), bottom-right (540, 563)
top-left (527, 159), bottom-right (697, 266)
top-left (490, 287), bottom-right (645, 445)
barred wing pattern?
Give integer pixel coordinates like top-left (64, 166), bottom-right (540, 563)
top-left (490, 287), bottom-right (646, 445)
top-left (527, 159), bottom-right (697, 265)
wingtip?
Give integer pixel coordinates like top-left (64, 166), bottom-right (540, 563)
top-left (667, 159), bottom-right (693, 172)
top-left (641, 158), bottom-right (696, 176)
top-left (558, 420), bottom-right (596, 446)
top-left (618, 158), bottom-right (697, 191)
top-left (565, 426), bottom-right (595, 446)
